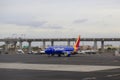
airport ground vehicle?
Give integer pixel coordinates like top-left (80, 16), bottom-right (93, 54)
top-left (16, 49), bottom-right (25, 54)
top-left (27, 50), bottom-right (45, 55)
top-left (0, 48), bottom-right (3, 54)
top-left (77, 50), bottom-right (98, 54)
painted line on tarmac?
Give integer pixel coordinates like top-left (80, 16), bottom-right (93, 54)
top-left (0, 63), bottom-right (120, 72)
top-left (106, 74), bottom-right (120, 77)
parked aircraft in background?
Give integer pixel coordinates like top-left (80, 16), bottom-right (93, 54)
top-left (45, 35), bottom-right (80, 57)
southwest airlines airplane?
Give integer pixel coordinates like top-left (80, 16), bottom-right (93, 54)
top-left (45, 35), bottom-right (80, 57)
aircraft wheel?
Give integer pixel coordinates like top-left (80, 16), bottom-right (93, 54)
top-left (51, 54), bottom-right (54, 56)
top-left (58, 54), bottom-right (61, 57)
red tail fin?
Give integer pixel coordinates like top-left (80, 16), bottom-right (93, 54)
top-left (74, 35), bottom-right (80, 52)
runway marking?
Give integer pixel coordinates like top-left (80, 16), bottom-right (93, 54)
top-left (106, 74), bottom-right (120, 77)
top-left (0, 63), bottom-right (120, 72)
top-left (81, 77), bottom-right (96, 80)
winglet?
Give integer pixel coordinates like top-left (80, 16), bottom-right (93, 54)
top-left (74, 35), bottom-right (80, 52)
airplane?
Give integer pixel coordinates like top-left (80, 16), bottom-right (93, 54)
top-left (45, 35), bottom-right (80, 57)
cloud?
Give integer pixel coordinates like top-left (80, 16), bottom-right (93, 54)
top-left (15, 21), bottom-right (47, 27)
top-left (0, 14), bottom-right (48, 27)
top-left (73, 19), bottom-right (88, 24)
top-left (0, 0), bottom-right (120, 38)
top-left (45, 25), bottom-right (63, 29)
top-left (31, 24), bottom-right (63, 29)
top-left (0, 14), bottom-right (63, 30)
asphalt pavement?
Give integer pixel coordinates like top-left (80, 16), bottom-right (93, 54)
top-left (0, 54), bottom-right (120, 80)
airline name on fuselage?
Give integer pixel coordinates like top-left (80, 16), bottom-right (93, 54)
top-left (53, 47), bottom-right (64, 51)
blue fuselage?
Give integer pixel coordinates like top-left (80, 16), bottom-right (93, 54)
top-left (45, 46), bottom-right (74, 56)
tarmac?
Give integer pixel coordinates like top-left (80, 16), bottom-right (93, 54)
top-left (0, 53), bottom-right (120, 80)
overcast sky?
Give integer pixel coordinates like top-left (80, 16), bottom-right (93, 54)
top-left (0, 0), bottom-right (120, 38)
